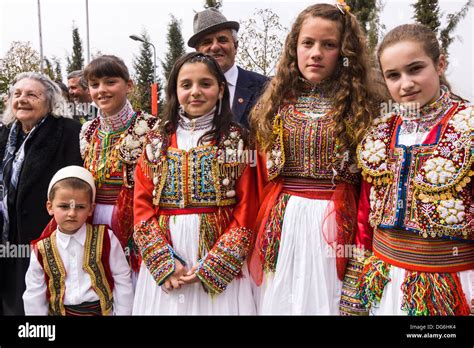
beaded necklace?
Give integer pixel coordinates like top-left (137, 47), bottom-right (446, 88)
top-left (399, 86), bottom-right (453, 135)
top-left (98, 101), bottom-right (134, 132)
top-left (294, 77), bottom-right (335, 117)
top-left (177, 107), bottom-right (215, 132)
top-left (84, 101), bottom-right (135, 186)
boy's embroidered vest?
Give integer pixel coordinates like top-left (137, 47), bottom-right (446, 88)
top-left (35, 224), bottom-right (114, 316)
top-left (266, 104), bottom-right (359, 185)
top-left (141, 125), bottom-right (247, 208)
top-left (357, 105), bottom-right (474, 240)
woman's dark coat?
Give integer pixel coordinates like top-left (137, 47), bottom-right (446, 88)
top-left (0, 115), bottom-right (83, 315)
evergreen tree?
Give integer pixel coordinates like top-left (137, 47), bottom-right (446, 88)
top-left (162, 15), bottom-right (186, 80)
top-left (346, 0), bottom-right (384, 55)
top-left (439, 1), bottom-right (472, 58)
top-left (347, 0), bottom-right (375, 32)
top-left (413, 0), bottom-right (473, 60)
top-left (412, 0), bottom-right (441, 33)
top-left (43, 57), bottom-right (55, 80)
top-left (132, 30), bottom-right (155, 114)
top-left (204, 0), bottom-right (222, 9)
top-left (66, 26), bottom-right (84, 73)
top-left (53, 57), bottom-right (63, 81)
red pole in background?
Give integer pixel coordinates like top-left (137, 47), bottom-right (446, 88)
top-left (151, 83), bottom-right (158, 116)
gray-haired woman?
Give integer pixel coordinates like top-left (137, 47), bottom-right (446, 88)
top-left (0, 72), bottom-right (83, 315)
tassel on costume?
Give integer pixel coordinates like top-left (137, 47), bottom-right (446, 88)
top-left (357, 255), bottom-right (391, 310)
top-left (401, 271), bottom-right (471, 316)
top-left (259, 193), bottom-right (290, 273)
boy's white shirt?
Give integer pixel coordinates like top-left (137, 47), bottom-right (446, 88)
top-left (23, 223), bottom-right (133, 315)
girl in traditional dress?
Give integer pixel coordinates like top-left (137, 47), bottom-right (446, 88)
top-left (80, 55), bottom-right (158, 274)
top-left (132, 52), bottom-right (256, 314)
top-left (346, 23), bottom-right (473, 315)
top-left (249, 2), bottom-right (381, 314)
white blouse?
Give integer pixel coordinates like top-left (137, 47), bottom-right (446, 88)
top-left (23, 223), bottom-right (133, 315)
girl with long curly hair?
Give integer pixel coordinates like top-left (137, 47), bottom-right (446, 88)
top-left (248, 2), bottom-right (382, 314)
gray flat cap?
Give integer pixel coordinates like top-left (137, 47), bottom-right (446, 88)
top-left (187, 8), bottom-right (239, 48)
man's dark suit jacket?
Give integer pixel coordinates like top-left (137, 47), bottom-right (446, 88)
top-left (232, 67), bottom-right (268, 129)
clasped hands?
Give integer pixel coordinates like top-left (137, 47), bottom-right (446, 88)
top-left (162, 259), bottom-right (200, 293)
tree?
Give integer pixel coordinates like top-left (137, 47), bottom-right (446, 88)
top-left (162, 15), bottom-right (186, 80)
top-left (132, 30), bottom-right (155, 114)
top-left (412, 0), bottom-right (441, 32)
top-left (53, 57), bottom-right (63, 81)
top-left (237, 8), bottom-right (287, 76)
top-left (66, 26), bottom-right (84, 73)
top-left (204, 0), bottom-right (222, 9)
top-left (0, 41), bottom-right (41, 94)
top-left (413, 0), bottom-right (473, 60)
top-left (347, 0), bottom-right (385, 55)
top-left (438, 0), bottom-right (472, 58)
top-left (43, 57), bottom-right (55, 80)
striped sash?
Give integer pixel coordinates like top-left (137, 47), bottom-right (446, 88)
top-left (281, 177), bottom-right (334, 199)
top-left (64, 300), bottom-right (102, 316)
top-left (373, 228), bottom-right (474, 273)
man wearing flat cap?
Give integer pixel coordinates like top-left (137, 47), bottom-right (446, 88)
top-left (188, 7), bottom-right (268, 129)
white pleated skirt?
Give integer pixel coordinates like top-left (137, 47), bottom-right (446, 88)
top-left (370, 265), bottom-right (473, 315)
top-left (254, 195), bottom-right (342, 315)
top-left (132, 214), bottom-right (256, 315)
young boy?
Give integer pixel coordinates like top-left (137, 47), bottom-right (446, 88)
top-left (23, 166), bottom-right (133, 315)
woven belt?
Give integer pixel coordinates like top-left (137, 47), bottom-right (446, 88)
top-left (64, 300), bottom-right (102, 316)
top-left (281, 177), bottom-right (335, 199)
top-left (373, 228), bottom-right (474, 273)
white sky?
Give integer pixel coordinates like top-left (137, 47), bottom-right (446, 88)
top-left (1, 0), bottom-right (473, 100)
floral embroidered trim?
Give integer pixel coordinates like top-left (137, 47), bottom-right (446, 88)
top-left (451, 107), bottom-right (474, 132)
top-left (357, 113), bottom-right (397, 186)
top-left (414, 106), bottom-right (473, 197)
top-left (360, 137), bottom-right (387, 164)
top-left (81, 112), bottom-right (158, 188)
top-left (196, 227), bottom-right (252, 296)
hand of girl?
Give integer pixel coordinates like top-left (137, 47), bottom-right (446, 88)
top-left (179, 263), bottom-right (200, 284)
top-left (162, 259), bottom-right (187, 292)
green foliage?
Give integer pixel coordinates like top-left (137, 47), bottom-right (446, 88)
top-left (53, 57), bottom-right (63, 81)
top-left (347, 0), bottom-right (385, 55)
top-left (413, 0), bottom-right (473, 61)
top-left (131, 30), bottom-right (164, 116)
top-left (412, 0), bottom-right (441, 32)
top-left (43, 58), bottom-right (55, 80)
top-left (66, 26), bottom-right (84, 73)
top-left (162, 15), bottom-right (186, 81)
top-left (439, 0), bottom-right (472, 58)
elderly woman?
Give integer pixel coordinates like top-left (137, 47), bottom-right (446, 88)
top-left (0, 72), bottom-right (83, 315)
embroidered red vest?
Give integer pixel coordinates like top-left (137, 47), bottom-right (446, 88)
top-left (35, 224), bottom-right (115, 315)
top-left (358, 104), bottom-right (473, 240)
